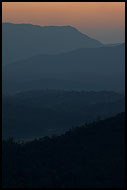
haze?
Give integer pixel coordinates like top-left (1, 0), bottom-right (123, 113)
top-left (2, 2), bottom-right (125, 43)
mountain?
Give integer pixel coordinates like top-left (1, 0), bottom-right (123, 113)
top-left (2, 23), bottom-right (103, 65)
top-left (2, 90), bottom-right (125, 140)
top-left (2, 113), bottom-right (125, 187)
top-left (2, 44), bottom-right (125, 93)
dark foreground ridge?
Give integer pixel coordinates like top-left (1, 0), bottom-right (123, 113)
top-left (2, 113), bottom-right (125, 187)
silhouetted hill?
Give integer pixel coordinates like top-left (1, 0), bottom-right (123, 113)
top-left (2, 23), bottom-right (103, 65)
top-left (2, 113), bottom-right (125, 187)
top-left (2, 44), bottom-right (125, 93)
top-left (2, 90), bottom-right (125, 140)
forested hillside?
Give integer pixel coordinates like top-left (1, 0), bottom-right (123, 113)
top-left (2, 113), bottom-right (125, 187)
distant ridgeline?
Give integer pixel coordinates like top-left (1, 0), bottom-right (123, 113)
top-left (2, 23), bottom-right (103, 64)
top-left (2, 23), bottom-right (125, 93)
top-left (2, 113), bottom-right (125, 187)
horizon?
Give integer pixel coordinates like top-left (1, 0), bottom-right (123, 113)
top-left (2, 22), bottom-right (125, 45)
top-left (2, 2), bottom-right (125, 44)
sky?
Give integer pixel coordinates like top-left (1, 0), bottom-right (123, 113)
top-left (2, 2), bottom-right (125, 44)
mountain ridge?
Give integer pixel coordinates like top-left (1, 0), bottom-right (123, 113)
top-left (2, 44), bottom-right (125, 93)
top-left (2, 89), bottom-right (124, 139)
top-left (2, 112), bottom-right (125, 187)
top-left (2, 22), bottom-right (103, 65)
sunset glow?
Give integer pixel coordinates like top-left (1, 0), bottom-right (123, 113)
top-left (2, 2), bottom-right (125, 43)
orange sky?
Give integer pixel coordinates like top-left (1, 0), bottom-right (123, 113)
top-left (2, 2), bottom-right (125, 43)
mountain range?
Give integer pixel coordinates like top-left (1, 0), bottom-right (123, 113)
top-left (2, 22), bottom-right (125, 187)
top-left (2, 23), bottom-right (103, 65)
top-left (2, 89), bottom-right (124, 140)
top-left (2, 43), bottom-right (125, 93)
